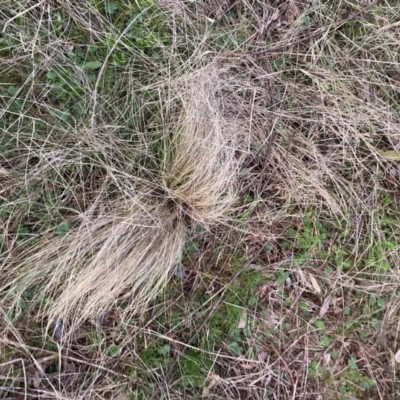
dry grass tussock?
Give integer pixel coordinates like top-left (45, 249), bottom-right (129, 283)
top-left (1, 0), bottom-right (400, 398)
top-left (1, 61), bottom-right (247, 324)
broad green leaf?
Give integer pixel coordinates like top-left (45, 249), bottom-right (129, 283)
top-left (139, 0), bottom-right (154, 6)
top-left (228, 341), bottom-right (242, 356)
top-left (185, 240), bottom-right (199, 254)
top-left (302, 15), bottom-right (311, 28)
top-left (320, 336), bottom-right (330, 348)
top-left (108, 344), bottom-right (123, 357)
top-left (376, 148), bottom-right (400, 161)
top-left (314, 319), bottom-right (325, 330)
top-left (174, 264), bottom-right (187, 279)
top-left (17, 226), bottom-right (28, 240)
top-left (248, 297), bottom-right (257, 307)
top-left (104, 2), bottom-right (118, 15)
top-left (7, 85), bottom-right (18, 95)
top-left (348, 358), bottom-right (358, 370)
top-left (158, 344), bottom-right (170, 356)
top-left (83, 61), bottom-right (102, 70)
top-left (56, 222), bottom-right (70, 237)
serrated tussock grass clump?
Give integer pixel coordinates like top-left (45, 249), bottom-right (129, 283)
top-left (0, 57), bottom-right (244, 325)
top-left (2, 1), bottom-right (400, 398)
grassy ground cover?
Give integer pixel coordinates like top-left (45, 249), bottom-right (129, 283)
top-left (1, 0), bottom-right (400, 398)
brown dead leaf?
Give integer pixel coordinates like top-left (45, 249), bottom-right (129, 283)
top-left (267, 311), bottom-right (280, 327)
top-left (389, 73), bottom-right (400, 87)
top-left (32, 376), bottom-right (40, 389)
top-left (309, 273), bottom-right (321, 294)
top-left (258, 350), bottom-right (268, 362)
top-left (232, 366), bottom-right (241, 376)
top-left (63, 359), bottom-right (76, 373)
top-left (63, 43), bottom-right (74, 53)
top-left (238, 309), bottom-right (247, 329)
top-left (286, 1), bottom-right (299, 25)
top-left (0, 166), bottom-right (10, 175)
top-left (114, 392), bottom-right (131, 400)
top-left (54, 319), bottom-right (64, 341)
top-left (322, 353), bottom-right (331, 366)
top-left (394, 349), bottom-right (400, 363)
top-left (99, 308), bottom-right (119, 327)
top-left (319, 295), bottom-right (331, 317)
top-left (31, 368), bottom-right (44, 389)
top-left (99, 203), bottom-right (106, 214)
top-left (258, 284), bottom-right (269, 299)
top-left (72, 328), bottom-right (89, 341)
top-left (285, 277), bottom-right (292, 288)
top-left (60, 358), bottom-right (78, 387)
top-left (243, 263), bottom-right (262, 271)
top-left (202, 374), bottom-right (221, 398)
top-left (240, 362), bottom-right (257, 370)
top-left (270, 8), bottom-right (280, 22)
